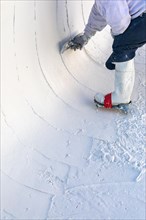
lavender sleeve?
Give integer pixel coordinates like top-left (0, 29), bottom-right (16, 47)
top-left (84, 2), bottom-right (107, 38)
top-left (84, 0), bottom-right (134, 37)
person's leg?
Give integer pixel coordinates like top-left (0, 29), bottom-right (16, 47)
top-left (94, 59), bottom-right (135, 107)
top-left (106, 13), bottom-right (146, 71)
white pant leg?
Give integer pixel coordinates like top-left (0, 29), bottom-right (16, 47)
top-left (112, 59), bottom-right (135, 104)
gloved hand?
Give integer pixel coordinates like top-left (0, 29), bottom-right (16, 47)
top-left (70, 33), bottom-right (90, 50)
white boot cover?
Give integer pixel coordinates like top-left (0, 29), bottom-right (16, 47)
top-left (94, 59), bottom-right (135, 105)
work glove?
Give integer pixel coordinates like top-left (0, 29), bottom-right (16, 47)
top-left (70, 33), bottom-right (90, 50)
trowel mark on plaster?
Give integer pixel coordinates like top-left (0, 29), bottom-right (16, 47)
top-left (34, 1), bottom-right (77, 111)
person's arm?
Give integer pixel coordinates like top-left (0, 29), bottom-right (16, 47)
top-left (69, 2), bottom-right (107, 50)
top-left (84, 2), bottom-right (107, 38)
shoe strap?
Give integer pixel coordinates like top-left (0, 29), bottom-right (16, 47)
top-left (104, 93), bottom-right (112, 108)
